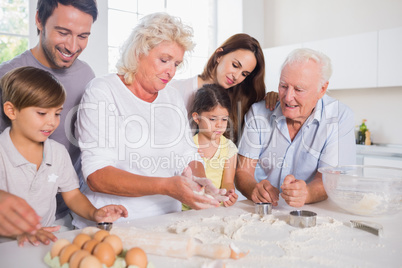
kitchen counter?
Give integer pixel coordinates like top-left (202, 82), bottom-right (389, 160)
top-left (356, 144), bottom-right (402, 158)
top-left (1, 199), bottom-right (401, 267)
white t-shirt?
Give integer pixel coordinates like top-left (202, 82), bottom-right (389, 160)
top-left (73, 74), bottom-right (201, 228)
top-left (168, 76), bottom-right (198, 112)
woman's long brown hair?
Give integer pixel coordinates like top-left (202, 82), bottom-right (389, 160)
top-left (199, 33), bottom-right (266, 144)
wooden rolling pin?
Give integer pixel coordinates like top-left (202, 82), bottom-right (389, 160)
top-left (110, 226), bottom-right (231, 259)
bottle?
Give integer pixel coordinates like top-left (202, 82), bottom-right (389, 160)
top-left (358, 119), bottom-right (367, 144)
top-left (365, 130), bottom-right (371, 145)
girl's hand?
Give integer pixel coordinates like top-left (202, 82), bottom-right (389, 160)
top-left (94, 205), bottom-right (128, 223)
top-left (223, 189), bottom-right (238, 207)
top-left (16, 226), bottom-right (60, 247)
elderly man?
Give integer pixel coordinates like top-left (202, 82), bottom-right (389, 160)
top-left (235, 48), bottom-right (356, 207)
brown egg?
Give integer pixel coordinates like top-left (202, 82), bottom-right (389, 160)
top-left (79, 255), bottom-right (102, 268)
top-left (69, 249), bottom-right (90, 268)
top-left (103, 234), bottom-right (123, 255)
top-left (50, 238), bottom-right (71, 258)
top-left (73, 233), bottom-right (92, 249)
top-left (93, 229), bottom-right (110, 241)
top-left (59, 243), bottom-right (80, 265)
top-left (93, 242), bottom-right (116, 267)
top-left (125, 247), bottom-right (147, 268)
top-left (82, 239), bottom-right (99, 253)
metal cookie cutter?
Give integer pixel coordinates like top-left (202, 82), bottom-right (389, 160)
top-left (289, 210), bottom-right (317, 228)
top-left (97, 222), bottom-right (113, 231)
top-left (255, 202), bottom-right (272, 216)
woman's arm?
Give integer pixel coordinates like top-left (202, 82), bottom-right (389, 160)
top-left (86, 165), bottom-right (221, 210)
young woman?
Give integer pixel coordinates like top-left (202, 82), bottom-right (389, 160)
top-left (169, 33), bottom-right (266, 144)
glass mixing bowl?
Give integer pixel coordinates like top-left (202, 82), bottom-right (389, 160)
top-left (318, 165), bottom-right (402, 216)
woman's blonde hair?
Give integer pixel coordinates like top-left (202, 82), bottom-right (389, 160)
top-left (116, 12), bottom-right (195, 85)
top-left (1, 66), bottom-right (65, 124)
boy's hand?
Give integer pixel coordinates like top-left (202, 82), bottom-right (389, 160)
top-left (223, 189), bottom-right (238, 207)
top-left (16, 226), bottom-right (60, 247)
top-left (94, 205), bottom-right (128, 223)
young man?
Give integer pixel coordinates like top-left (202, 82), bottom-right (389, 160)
top-left (0, 0), bottom-right (98, 232)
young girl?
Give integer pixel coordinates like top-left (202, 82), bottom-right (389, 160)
top-left (0, 66), bottom-right (128, 246)
top-left (185, 84), bottom-right (238, 209)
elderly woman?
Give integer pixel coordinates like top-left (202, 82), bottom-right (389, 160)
top-left (73, 13), bottom-right (226, 228)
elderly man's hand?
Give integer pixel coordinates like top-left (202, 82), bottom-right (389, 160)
top-left (280, 175), bottom-right (308, 207)
top-left (251, 180), bottom-right (280, 206)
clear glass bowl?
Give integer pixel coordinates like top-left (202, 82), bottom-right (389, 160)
top-left (318, 165), bottom-right (402, 216)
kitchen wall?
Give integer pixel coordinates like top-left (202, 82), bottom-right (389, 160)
top-left (255, 0), bottom-right (402, 145)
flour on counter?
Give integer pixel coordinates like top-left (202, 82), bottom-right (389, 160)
top-left (144, 208), bottom-right (387, 268)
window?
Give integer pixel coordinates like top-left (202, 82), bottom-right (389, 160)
top-left (107, 0), bottom-right (217, 78)
top-left (1, 0), bottom-right (219, 79)
top-left (0, 0), bottom-right (29, 63)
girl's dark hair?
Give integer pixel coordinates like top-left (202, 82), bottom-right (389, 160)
top-left (199, 33), bottom-right (266, 144)
top-left (36, 0), bottom-right (98, 34)
top-left (190, 84), bottom-right (232, 136)
top-left (1, 66), bottom-right (66, 125)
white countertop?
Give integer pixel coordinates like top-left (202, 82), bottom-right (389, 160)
top-left (1, 199), bottom-right (401, 268)
top-left (356, 144), bottom-right (402, 158)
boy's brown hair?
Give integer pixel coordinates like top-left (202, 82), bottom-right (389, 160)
top-left (0, 66), bottom-right (66, 124)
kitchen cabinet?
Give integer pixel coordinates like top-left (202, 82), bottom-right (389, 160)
top-left (263, 43), bottom-right (303, 92)
top-left (378, 26), bottom-right (402, 87)
top-left (356, 144), bottom-right (402, 168)
top-left (303, 32), bottom-right (378, 90)
top-left (263, 27), bottom-right (402, 91)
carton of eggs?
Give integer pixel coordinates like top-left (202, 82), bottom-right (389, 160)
top-left (46, 228), bottom-right (149, 268)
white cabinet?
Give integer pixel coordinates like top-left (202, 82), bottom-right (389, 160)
top-left (378, 26), bottom-right (402, 87)
top-left (357, 144), bottom-right (402, 169)
top-left (303, 32), bottom-right (378, 90)
top-left (263, 44), bottom-right (303, 92)
top-left (263, 27), bottom-right (402, 91)
top-left (363, 156), bottom-right (402, 169)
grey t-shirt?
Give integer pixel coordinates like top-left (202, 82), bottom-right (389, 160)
top-left (0, 50), bottom-right (95, 218)
top-left (0, 127), bottom-right (80, 227)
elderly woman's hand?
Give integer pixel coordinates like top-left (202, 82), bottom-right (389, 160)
top-left (167, 167), bottom-right (227, 209)
top-left (192, 176), bottom-right (229, 202)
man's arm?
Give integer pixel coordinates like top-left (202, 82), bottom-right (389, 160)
top-left (0, 191), bottom-right (41, 237)
top-left (235, 155), bottom-right (280, 205)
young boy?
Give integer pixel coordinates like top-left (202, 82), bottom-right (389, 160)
top-left (0, 66), bottom-right (128, 246)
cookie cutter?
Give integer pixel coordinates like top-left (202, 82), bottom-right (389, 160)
top-left (289, 210), bottom-right (317, 228)
top-left (254, 202), bottom-right (272, 216)
top-left (96, 222), bottom-right (113, 231)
